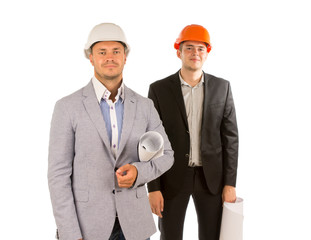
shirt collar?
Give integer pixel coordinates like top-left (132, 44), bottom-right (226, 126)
top-left (179, 71), bottom-right (204, 87)
top-left (92, 76), bottom-right (125, 103)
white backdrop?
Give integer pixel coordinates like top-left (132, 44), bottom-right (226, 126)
top-left (0, 0), bottom-right (310, 239)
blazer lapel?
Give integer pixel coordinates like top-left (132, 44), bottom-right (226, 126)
top-left (169, 72), bottom-right (189, 130)
top-left (202, 72), bottom-right (213, 128)
top-left (82, 81), bottom-right (114, 159)
top-left (116, 86), bottom-right (136, 159)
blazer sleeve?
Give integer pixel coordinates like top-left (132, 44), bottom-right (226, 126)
top-left (220, 82), bottom-right (239, 187)
top-left (48, 100), bottom-right (82, 240)
top-left (146, 85), bottom-right (163, 192)
top-left (131, 96), bottom-right (174, 189)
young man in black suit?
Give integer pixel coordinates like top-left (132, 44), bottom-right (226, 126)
top-left (147, 24), bottom-right (239, 240)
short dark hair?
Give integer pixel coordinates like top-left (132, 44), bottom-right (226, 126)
top-left (179, 42), bottom-right (184, 51)
top-left (118, 41), bottom-right (127, 52)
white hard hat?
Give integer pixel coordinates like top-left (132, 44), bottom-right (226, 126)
top-left (84, 23), bottom-right (130, 59)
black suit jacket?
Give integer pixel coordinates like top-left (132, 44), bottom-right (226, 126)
top-left (147, 71), bottom-right (238, 199)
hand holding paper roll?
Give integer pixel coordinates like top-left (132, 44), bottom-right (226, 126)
top-left (138, 131), bottom-right (164, 161)
top-left (220, 197), bottom-right (244, 240)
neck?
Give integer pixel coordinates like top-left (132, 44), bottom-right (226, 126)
top-left (96, 74), bottom-right (123, 102)
top-left (180, 68), bottom-right (203, 87)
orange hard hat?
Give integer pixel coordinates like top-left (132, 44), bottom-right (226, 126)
top-left (174, 24), bottom-right (212, 53)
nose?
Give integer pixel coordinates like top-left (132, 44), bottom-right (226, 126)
top-left (192, 48), bottom-right (199, 55)
top-left (105, 52), bottom-right (115, 61)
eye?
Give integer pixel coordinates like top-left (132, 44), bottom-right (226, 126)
top-left (113, 50), bottom-right (121, 54)
top-left (99, 51), bottom-right (106, 55)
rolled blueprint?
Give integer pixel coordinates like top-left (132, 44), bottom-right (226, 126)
top-left (138, 131), bottom-right (164, 161)
top-left (219, 197), bottom-right (244, 240)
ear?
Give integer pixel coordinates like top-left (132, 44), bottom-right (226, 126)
top-left (177, 50), bottom-right (182, 59)
top-left (89, 54), bottom-right (94, 66)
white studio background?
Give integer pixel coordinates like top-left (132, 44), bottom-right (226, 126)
top-left (0, 0), bottom-right (310, 239)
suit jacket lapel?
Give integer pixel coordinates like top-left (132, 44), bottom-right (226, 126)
top-left (169, 72), bottom-right (189, 130)
top-left (82, 81), bottom-right (114, 159)
top-left (202, 72), bottom-right (212, 128)
top-left (116, 86), bottom-right (136, 159)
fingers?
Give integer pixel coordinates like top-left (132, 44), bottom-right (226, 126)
top-left (116, 164), bottom-right (137, 188)
top-left (151, 201), bottom-right (163, 218)
top-left (222, 185), bottom-right (236, 203)
top-left (149, 191), bottom-right (164, 218)
top-left (155, 207), bottom-right (163, 218)
top-left (156, 197), bottom-right (164, 218)
top-left (117, 178), bottom-right (133, 188)
top-left (116, 164), bottom-right (130, 176)
top-left (222, 195), bottom-right (236, 204)
top-left (160, 197), bottom-right (164, 212)
top-left (116, 174), bottom-right (134, 188)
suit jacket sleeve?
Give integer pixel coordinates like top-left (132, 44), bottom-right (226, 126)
top-left (146, 85), bottom-right (163, 192)
top-left (131, 97), bottom-right (174, 189)
top-left (221, 82), bottom-right (239, 187)
top-left (48, 100), bottom-right (82, 240)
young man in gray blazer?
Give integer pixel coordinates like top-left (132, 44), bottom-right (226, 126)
top-left (48, 23), bottom-right (174, 240)
top-left (148, 24), bottom-right (239, 240)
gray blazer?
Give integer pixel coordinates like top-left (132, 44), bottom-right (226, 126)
top-left (48, 81), bottom-right (174, 240)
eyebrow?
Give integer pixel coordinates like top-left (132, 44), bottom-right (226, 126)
top-left (97, 47), bottom-right (122, 51)
top-left (185, 44), bottom-right (206, 48)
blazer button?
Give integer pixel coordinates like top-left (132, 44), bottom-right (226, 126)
top-left (112, 190), bottom-right (115, 194)
top-left (185, 154), bottom-right (189, 158)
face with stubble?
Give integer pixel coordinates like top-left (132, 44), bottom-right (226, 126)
top-left (89, 41), bottom-right (127, 83)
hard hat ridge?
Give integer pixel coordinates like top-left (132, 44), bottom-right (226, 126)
top-left (84, 23), bottom-right (130, 59)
